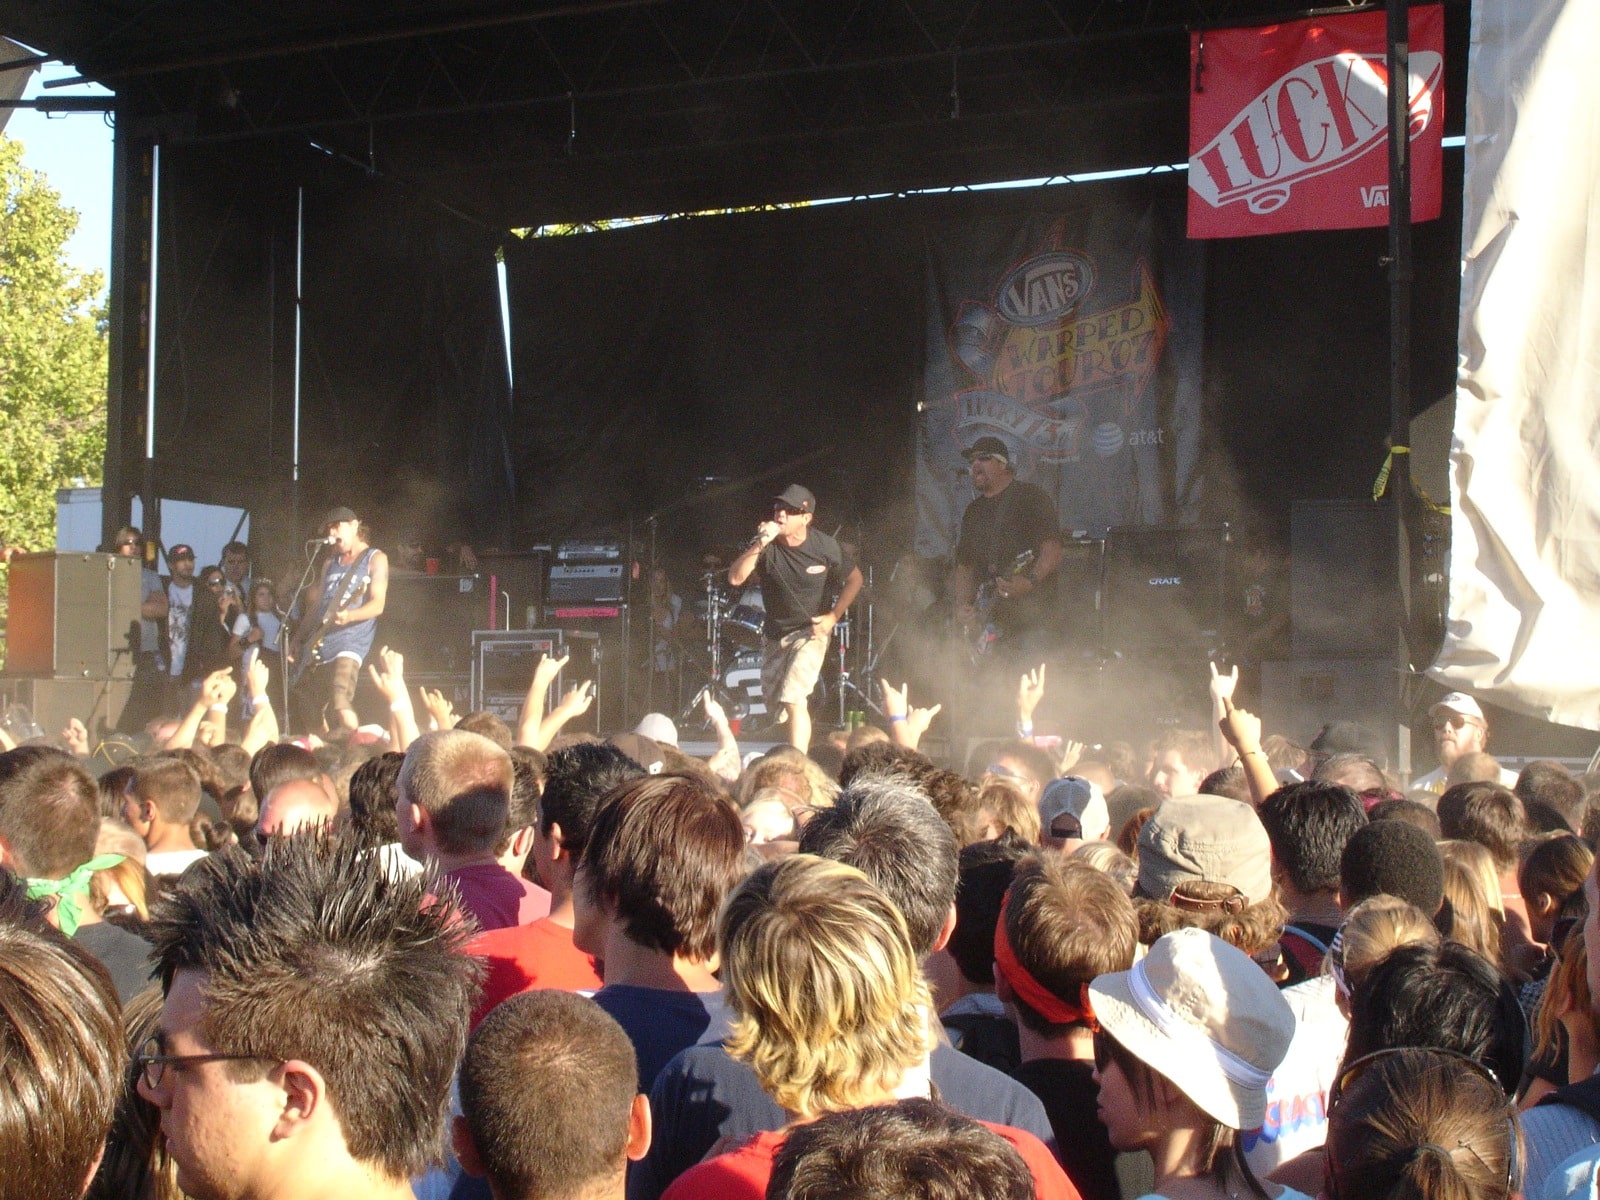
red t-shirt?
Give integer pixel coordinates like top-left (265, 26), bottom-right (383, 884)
top-left (659, 1120), bottom-right (1079, 1200)
top-left (466, 916), bottom-right (603, 1027)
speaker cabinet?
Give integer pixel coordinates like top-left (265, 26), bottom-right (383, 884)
top-left (5, 552), bottom-right (143, 678)
top-left (378, 573), bottom-right (491, 675)
top-left (1261, 658), bottom-right (1399, 767)
top-left (1101, 525), bottom-right (1231, 654)
top-left (1291, 500), bottom-right (1401, 658)
top-left (0, 677), bottom-right (133, 740)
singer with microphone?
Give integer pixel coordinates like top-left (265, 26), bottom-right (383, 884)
top-left (728, 484), bottom-right (862, 751)
top-left (285, 505), bottom-right (388, 739)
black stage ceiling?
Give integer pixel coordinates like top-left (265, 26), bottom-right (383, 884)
top-left (0, 0), bottom-right (1456, 228)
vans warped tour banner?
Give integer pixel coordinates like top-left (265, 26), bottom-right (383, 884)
top-left (1187, 5), bottom-right (1445, 238)
top-left (917, 204), bottom-right (1205, 557)
top-left (1433, 0), bottom-right (1600, 729)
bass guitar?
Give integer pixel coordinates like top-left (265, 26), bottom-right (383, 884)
top-left (966, 549), bottom-right (1036, 660)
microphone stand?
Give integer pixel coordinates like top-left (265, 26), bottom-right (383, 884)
top-left (281, 540), bottom-right (329, 734)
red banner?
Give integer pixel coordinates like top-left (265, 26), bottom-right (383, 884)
top-left (1187, 6), bottom-right (1444, 239)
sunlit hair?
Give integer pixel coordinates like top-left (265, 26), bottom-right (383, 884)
top-left (1134, 885), bottom-right (1288, 956)
top-left (399, 730), bottom-right (513, 856)
top-left (977, 777), bottom-right (1040, 845)
top-left (1438, 842), bottom-right (1503, 968)
top-left (91, 821), bottom-right (152, 921)
top-left (1004, 854), bottom-right (1136, 1034)
top-left (1519, 833), bottom-right (1591, 917)
top-left (1440, 840), bottom-right (1505, 913)
top-left (1326, 1048), bottom-right (1519, 1200)
top-left (1332, 895), bottom-right (1440, 1000)
top-left (769, 1098), bottom-right (1035, 1200)
top-left (0, 915), bottom-right (126, 1200)
top-left (87, 987), bottom-right (182, 1200)
top-left (721, 855), bottom-right (933, 1117)
top-left (1070, 841), bottom-right (1137, 894)
top-left (1534, 918), bottom-right (1589, 1067)
top-left (145, 835), bottom-right (481, 1180)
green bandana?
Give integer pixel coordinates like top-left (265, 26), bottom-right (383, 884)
top-left (26, 854), bottom-right (126, 937)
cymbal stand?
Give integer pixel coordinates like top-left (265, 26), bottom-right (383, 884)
top-left (680, 571), bottom-right (733, 727)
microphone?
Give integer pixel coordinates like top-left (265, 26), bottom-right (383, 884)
top-left (308, 535), bottom-right (337, 545)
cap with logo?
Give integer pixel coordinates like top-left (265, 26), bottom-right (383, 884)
top-left (168, 544), bottom-right (195, 561)
top-left (1430, 691), bottom-right (1486, 724)
top-left (773, 485), bottom-right (816, 514)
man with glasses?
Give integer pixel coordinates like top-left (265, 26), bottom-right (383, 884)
top-left (728, 485), bottom-right (862, 752)
top-left (137, 834), bottom-right (479, 1200)
top-left (1410, 692), bottom-right (1517, 795)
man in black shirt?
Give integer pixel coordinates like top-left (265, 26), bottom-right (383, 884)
top-left (952, 436), bottom-right (1063, 657)
top-left (728, 485), bottom-right (862, 751)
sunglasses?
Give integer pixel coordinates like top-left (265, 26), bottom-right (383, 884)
top-left (1325, 1047), bottom-right (1516, 1200)
top-left (1432, 713), bottom-right (1479, 732)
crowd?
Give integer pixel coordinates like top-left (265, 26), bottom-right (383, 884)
top-left (7, 616), bottom-right (1600, 1200)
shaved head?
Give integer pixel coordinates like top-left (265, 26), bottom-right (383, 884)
top-left (258, 778), bottom-right (339, 841)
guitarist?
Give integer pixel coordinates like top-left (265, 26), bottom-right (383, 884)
top-left (952, 436), bottom-right (1062, 669)
top-left (287, 506), bottom-right (389, 738)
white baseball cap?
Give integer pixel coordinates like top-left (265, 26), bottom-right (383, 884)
top-left (1430, 692), bottom-right (1486, 723)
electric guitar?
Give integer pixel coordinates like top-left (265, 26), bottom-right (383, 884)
top-left (286, 550), bottom-right (373, 688)
top-left (966, 549), bottom-right (1036, 660)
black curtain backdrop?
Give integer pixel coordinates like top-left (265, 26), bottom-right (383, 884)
top-left (140, 147), bottom-right (1461, 584)
top-left (501, 201), bottom-right (925, 570)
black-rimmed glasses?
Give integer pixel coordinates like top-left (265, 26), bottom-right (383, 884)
top-left (135, 1036), bottom-right (278, 1090)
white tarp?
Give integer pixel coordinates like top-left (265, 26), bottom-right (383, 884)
top-left (1432, 0), bottom-right (1600, 728)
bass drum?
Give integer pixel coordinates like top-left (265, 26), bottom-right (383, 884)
top-left (723, 605), bottom-right (767, 650)
top-left (722, 651), bottom-right (766, 721)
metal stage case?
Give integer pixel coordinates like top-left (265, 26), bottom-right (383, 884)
top-left (470, 629), bottom-right (575, 727)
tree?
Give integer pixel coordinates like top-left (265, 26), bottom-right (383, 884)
top-left (0, 132), bottom-right (108, 657)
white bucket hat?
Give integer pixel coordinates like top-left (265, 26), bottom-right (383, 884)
top-left (1088, 926), bottom-right (1294, 1130)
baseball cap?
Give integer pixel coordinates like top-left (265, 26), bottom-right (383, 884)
top-left (1038, 777), bottom-right (1110, 842)
top-left (168, 543), bottom-right (195, 561)
top-left (773, 485), bottom-right (816, 514)
top-left (634, 712), bottom-right (679, 748)
top-left (1431, 691), bottom-right (1486, 723)
top-left (608, 733), bottom-right (665, 774)
top-left (323, 505), bottom-right (359, 526)
top-left (1309, 720), bottom-right (1389, 768)
top-left (1136, 795), bottom-right (1274, 909)
top-left (1088, 927), bottom-right (1296, 1130)
top-left (961, 435), bottom-right (1011, 464)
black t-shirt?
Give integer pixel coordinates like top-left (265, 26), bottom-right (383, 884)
top-left (756, 529), bottom-right (853, 638)
top-left (1012, 1057), bottom-right (1121, 1200)
top-left (955, 480), bottom-right (1059, 630)
top-left (75, 920), bottom-right (156, 1005)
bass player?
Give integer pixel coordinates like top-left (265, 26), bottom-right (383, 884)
top-left (952, 435), bottom-right (1062, 671)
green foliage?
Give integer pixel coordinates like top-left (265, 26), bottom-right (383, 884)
top-left (0, 132), bottom-right (109, 657)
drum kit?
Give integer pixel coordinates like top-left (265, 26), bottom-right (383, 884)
top-left (675, 564), bottom-right (891, 733)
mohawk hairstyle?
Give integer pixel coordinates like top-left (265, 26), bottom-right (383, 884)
top-left (145, 834), bottom-right (481, 1180)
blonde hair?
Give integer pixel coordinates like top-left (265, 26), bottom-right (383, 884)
top-left (1438, 844), bottom-right (1503, 968)
top-left (1440, 840), bottom-right (1505, 914)
top-left (1070, 841), bottom-right (1137, 895)
top-left (977, 778), bottom-right (1041, 846)
top-left (1332, 895), bottom-right (1440, 998)
top-left (720, 855), bottom-right (933, 1117)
